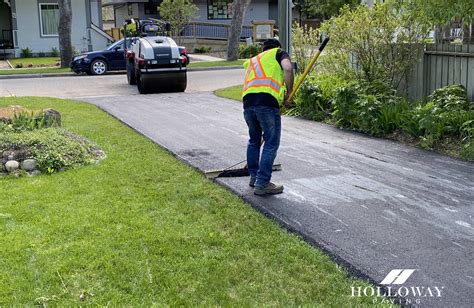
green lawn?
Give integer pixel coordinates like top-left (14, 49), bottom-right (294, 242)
top-left (0, 67), bottom-right (70, 75)
top-left (188, 60), bottom-right (244, 68)
top-left (0, 97), bottom-right (385, 305)
top-left (214, 84), bottom-right (243, 102)
top-left (9, 57), bottom-right (60, 67)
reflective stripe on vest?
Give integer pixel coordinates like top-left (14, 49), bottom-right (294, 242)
top-left (243, 78), bottom-right (282, 93)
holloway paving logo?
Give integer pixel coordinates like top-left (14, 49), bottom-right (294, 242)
top-left (351, 269), bottom-right (445, 305)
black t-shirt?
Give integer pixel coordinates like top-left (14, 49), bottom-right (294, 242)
top-left (243, 49), bottom-right (290, 109)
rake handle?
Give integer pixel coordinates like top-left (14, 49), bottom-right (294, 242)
top-left (287, 37), bottom-right (330, 102)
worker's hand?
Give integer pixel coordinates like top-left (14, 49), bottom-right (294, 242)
top-left (284, 92), bottom-right (294, 109)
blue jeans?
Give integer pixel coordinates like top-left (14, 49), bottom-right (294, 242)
top-left (243, 105), bottom-right (281, 187)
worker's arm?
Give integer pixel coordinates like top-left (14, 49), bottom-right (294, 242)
top-left (281, 58), bottom-right (294, 104)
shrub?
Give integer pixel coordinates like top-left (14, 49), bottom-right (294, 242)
top-left (320, 2), bottom-right (425, 89)
top-left (291, 78), bottom-right (327, 121)
top-left (332, 82), bottom-right (409, 136)
top-left (15, 63), bottom-right (23, 69)
top-left (1, 108), bottom-right (61, 132)
top-left (239, 44), bottom-right (262, 59)
top-left (21, 47), bottom-right (32, 58)
top-left (291, 23), bottom-right (321, 72)
top-left (51, 47), bottom-right (59, 57)
top-left (193, 46), bottom-right (211, 54)
top-left (0, 128), bottom-right (104, 173)
top-left (428, 84), bottom-right (470, 112)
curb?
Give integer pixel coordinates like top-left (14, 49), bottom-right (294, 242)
top-left (0, 66), bottom-right (243, 80)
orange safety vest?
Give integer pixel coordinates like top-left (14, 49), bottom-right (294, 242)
top-left (242, 48), bottom-right (286, 104)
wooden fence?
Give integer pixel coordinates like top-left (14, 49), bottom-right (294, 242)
top-left (404, 44), bottom-right (474, 101)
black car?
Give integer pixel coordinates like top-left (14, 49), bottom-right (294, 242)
top-left (70, 38), bottom-right (132, 75)
top-left (71, 38), bottom-right (189, 76)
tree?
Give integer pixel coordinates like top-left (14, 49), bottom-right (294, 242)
top-left (57, 0), bottom-right (73, 68)
top-left (227, 0), bottom-right (251, 61)
top-left (294, 0), bottom-right (359, 21)
top-left (394, 0), bottom-right (474, 42)
top-left (159, 0), bottom-right (197, 44)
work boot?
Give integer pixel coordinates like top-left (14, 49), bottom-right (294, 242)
top-left (254, 182), bottom-right (284, 195)
top-left (249, 177), bottom-right (256, 187)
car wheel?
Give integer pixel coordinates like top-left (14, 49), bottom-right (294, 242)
top-left (90, 59), bottom-right (107, 75)
top-left (127, 62), bottom-right (136, 85)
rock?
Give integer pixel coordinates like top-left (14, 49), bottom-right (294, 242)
top-left (5, 160), bottom-right (20, 172)
top-left (42, 108), bottom-right (61, 126)
top-left (2, 149), bottom-right (28, 163)
top-left (21, 159), bottom-right (37, 171)
top-left (28, 170), bottom-right (41, 177)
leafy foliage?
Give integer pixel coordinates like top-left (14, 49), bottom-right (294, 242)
top-left (291, 23), bottom-right (321, 72)
top-left (20, 47), bottom-right (32, 58)
top-left (2, 111), bottom-right (60, 132)
top-left (193, 46), bottom-right (212, 54)
top-left (238, 44), bottom-right (262, 59)
top-left (294, 0), bottom-right (359, 19)
top-left (0, 128), bottom-right (103, 173)
top-left (320, 2), bottom-right (425, 89)
top-left (159, 0), bottom-right (197, 43)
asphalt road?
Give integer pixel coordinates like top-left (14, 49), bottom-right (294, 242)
top-left (2, 72), bottom-right (473, 307)
top-left (0, 69), bottom-right (243, 97)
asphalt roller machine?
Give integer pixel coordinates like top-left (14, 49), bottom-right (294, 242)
top-left (124, 19), bottom-right (187, 94)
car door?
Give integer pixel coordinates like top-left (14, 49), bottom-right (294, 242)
top-left (106, 40), bottom-right (126, 70)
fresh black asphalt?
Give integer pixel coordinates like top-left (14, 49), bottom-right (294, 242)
top-left (80, 91), bottom-right (474, 307)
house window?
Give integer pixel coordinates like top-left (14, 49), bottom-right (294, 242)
top-left (144, 3), bottom-right (158, 15)
top-left (207, 0), bottom-right (233, 20)
top-left (39, 3), bottom-right (60, 36)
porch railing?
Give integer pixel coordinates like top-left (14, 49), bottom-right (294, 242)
top-left (104, 22), bottom-right (253, 42)
top-left (182, 22), bottom-right (253, 40)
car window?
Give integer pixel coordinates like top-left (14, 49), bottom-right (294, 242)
top-left (107, 40), bottom-right (124, 51)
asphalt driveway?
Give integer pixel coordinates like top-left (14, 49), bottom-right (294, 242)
top-left (2, 72), bottom-right (472, 306)
top-left (80, 91), bottom-right (473, 307)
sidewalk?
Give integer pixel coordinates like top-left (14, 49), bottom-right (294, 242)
top-left (81, 91), bottom-right (474, 307)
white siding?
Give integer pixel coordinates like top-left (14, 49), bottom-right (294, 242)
top-left (13, 0), bottom-right (107, 57)
top-left (114, 3), bottom-right (140, 28)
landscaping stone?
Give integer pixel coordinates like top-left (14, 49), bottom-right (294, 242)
top-left (21, 159), bottom-right (36, 171)
top-left (5, 160), bottom-right (19, 172)
top-left (43, 108), bottom-right (61, 126)
top-left (28, 170), bottom-right (41, 177)
top-left (2, 149), bottom-right (28, 163)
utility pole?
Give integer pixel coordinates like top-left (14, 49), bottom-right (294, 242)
top-left (278, 0), bottom-right (292, 55)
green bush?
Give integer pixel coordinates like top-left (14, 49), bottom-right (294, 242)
top-left (21, 47), bottom-right (32, 58)
top-left (428, 84), bottom-right (470, 111)
top-left (193, 46), bottom-right (211, 53)
top-left (320, 2), bottom-right (425, 88)
top-left (4, 111), bottom-right (60, 132)
top-left (239, 44), bottom-right (262, 59)
top-left (291, 78), bottom-right (327, 121)
top-left (51, 47), bottom-right (59, 57)
top-left (331, 82), bottom-right (407, 136)
top-left (0, 128), bottom-right (103, 173)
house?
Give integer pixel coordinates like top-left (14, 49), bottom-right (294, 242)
top-left (102, 0), bottom-right (279, 29)
top-left (0, 0), bottom-right (113, 58)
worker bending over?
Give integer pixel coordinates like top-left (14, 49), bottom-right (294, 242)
top-left (242, 38), bottom-right (294, 195)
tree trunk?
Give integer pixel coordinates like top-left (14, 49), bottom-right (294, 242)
top-left (227, 0), bottom-right (251, 61)
top-left (58, 0), bottom-right (73, 68)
